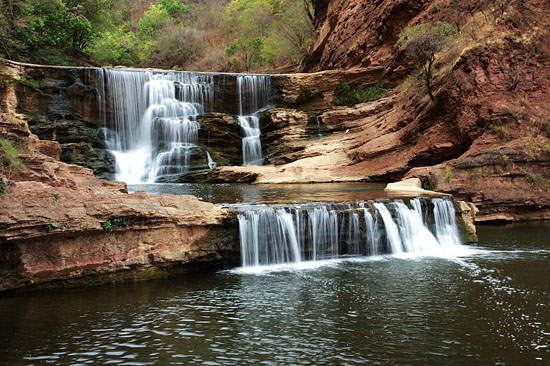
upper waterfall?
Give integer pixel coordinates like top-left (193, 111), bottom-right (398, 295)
top-left (95, 68), bottom-right (272, 183)
top-left (237, 75), bottom-right (271, 165)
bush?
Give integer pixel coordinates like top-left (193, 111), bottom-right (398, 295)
top-left (137, 4), bottom-right (170, 40)
top-left (86, 26), bottom-right (137, 66)
top-left (333, 83), bottom-right (389, 106)
top-left (158, 0), bottom-right (189, 18)
top-left (441, 165), bottom-right (454, 182)
top-left (0, 139), bottom-right (24, 178)
top-left (148, 23), bottom-right (204, 68)
top-left (0, 178), bottom-right (7, 194)
top-left (297, 85), bottom-right (313, 103)
top-left (397, 22), bottom-right (457, 100)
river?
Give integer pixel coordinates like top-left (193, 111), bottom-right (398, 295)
top-left (1, 216), bottom-right (548, 365)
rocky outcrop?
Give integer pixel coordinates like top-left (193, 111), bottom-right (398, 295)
top-left (0, 176), bottom-right (239, 291)
top-left (2, 60), bottom-right (113, 178)
top-left (303, 0), bottom-right (431, 74)
top-left (0, 61), bottom-right (240, 292)
top-left (384, 178), bottom-right (449, 198)
top-left (272, 67), bottom-right (386, 109)
top-left (198, 112), bottom-right (242, 166)
top-left (280, 0), bottom-right (550, 222)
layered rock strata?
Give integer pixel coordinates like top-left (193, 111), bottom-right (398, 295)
top-left (0, 60), bottom-right (239, 292)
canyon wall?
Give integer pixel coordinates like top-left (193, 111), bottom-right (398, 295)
top-left (294, 0), bottom-right (550, 221)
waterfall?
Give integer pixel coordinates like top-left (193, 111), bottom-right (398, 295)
top-left (101, 69), bottom-right (213, 183)
top-left (237, 198), bottom-right (464, 267)
top-left (206, 152), bottom-right (216, 169)
top-left (97, 69), bottom-right (272, 183)
top-left (237, 75), bottom-right (272, 165)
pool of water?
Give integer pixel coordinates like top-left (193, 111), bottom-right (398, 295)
top-left (127, 182), bottom-right (389, 204)
top-left (1, 222), bottom-right (549, 365)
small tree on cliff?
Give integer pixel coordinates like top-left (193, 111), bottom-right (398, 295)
top-left (397, 22), bottom-right (457, 100)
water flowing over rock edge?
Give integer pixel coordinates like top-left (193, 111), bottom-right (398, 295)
top-left (0, 195), bottom-right (476, 292)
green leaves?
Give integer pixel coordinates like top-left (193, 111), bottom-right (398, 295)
top-left (0, 139), bottom-right (24, 179)
top-left (1, 0), bottom-right (310, 70)
top-left (158, 0), bottom-right (189, 18)
top-left (226, 37), bottom-right (264, 71)
top-left (137, 5), bottom-right (170, 40)
top-left (333, 83), bottom-right (390, 106)
top-left (86, 26), bottom-right (137, 66)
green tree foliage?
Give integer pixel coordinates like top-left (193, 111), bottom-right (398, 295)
top-left (158, 0), bottom-right (189, 18)
top-left (222, 0), bottom-right (314, 70)
top-left (0, 138), bottom-right (24, 179)
top-left (148, 23), bottom-right (203, 68)
top-left (226, 37), bottom-right (264, 71)
top-left (333, 83), bottom-right (389, 106)
top-left (0, 0), bottom-right (313, 71)
top-left (397, 22), bottom-right (457, 100)
top-left (0, 0), bottom-right (113, 64)
top-left (87, 25), bottom-right (137, 66)
top-left (137, 4), bottom-right (170, 40)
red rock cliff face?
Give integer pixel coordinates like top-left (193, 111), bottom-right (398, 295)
top-left (303, 0), bottom-right (432, 74)
top-left (297, 0), bottom-right (550, 221)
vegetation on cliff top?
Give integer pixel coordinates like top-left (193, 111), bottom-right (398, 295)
top-left (0, 0), bottom-right (314, 72)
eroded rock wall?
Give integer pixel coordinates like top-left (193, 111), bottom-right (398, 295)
top-left (0, 60), bottom-right (240, 292)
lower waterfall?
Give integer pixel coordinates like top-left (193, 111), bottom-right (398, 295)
top-left (237, 198), bottom-right (464, 267)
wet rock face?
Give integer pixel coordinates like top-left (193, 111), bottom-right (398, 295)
top-left (11, 65), bottom-right (113, 177)
top-left (198, 113), bottom-right (243, 166)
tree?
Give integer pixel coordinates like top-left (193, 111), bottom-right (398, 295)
top-left (137, 4), bottom-right (170, 40)
top-left (226, 37), bottom-right (263, 71)
top-left (86, 24), bottom-right (137, 66)
top-left (397, 22), bottom-right (457, 100)
top-left (148, 23), bottom-right (204, 68)
top-left (158, 0), bottom-right (189, 18)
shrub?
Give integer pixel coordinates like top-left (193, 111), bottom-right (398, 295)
top-left (297, 85), bottom-right (313, 103)
top-left (0, 139), bottom-right (24, 178)
top-left (87, 26), bottom-right (138, 66)
top-left (397, 22), bottom-right (458, 100)
top-left (333, 83), bottom-right (389, 106)
top-left (46, 222), bottom-right (59, 231)
top-left (0, 178), bottom-right (7, 194)
top-left (441, 165), bottom-right (454, 182)
top-left (422, 180), bottom-right (432, 191)
top-left (102, 217), bottom-right (133, 231)
top-left (490, 120), bottom-right (509, 142)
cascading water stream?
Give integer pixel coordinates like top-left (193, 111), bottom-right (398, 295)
top-left (237, 198), bottom-right (465, 268)
top-left (237, 75), bottom-right (272, 165)
top-left (206, 151), bottom-right (216, 169)
top-left (102, 69), bottom-right (213, 183)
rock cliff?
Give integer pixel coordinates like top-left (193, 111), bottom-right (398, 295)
top-left (0, 60), bottom-right (240, 292)
top-left (287, 0), bottom-right (550, 222)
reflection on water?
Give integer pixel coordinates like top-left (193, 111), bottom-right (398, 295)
top-left (128, 182), bottom-right (389, 204)
top-left (1, 223), bottom-right (549, 365)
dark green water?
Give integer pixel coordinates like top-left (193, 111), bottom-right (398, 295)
top-left (1, 223), bottom-right (549, 365)
top-left (127, 182), bottom-right (389, 204)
